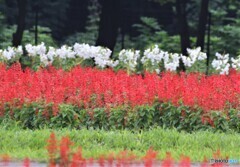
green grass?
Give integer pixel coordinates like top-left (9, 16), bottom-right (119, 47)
top-left (0, 127), bottom-right (239, 163)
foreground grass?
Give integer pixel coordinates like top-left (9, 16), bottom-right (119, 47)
top-left (0, 128), bottom-right (239, 163)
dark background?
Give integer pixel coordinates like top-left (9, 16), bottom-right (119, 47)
top-left (0, 0), bottom-right (240, 57)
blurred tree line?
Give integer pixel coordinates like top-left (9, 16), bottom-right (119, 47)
top-left (0, 0), bottom-right (239, 58)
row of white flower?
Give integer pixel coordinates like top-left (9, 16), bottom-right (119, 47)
top-left (25, 43), bottom-right (117, 68)
top-left (0, 42), bottom-right (239, 74)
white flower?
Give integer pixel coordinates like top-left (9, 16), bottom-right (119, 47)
top-left (108, 60), bottom-right (119, 67)
top-left (155, 69), bottom-right (160, 74)
top-left (25, 44), bottom-right (35, 56)
top-left (36, 42), bottom-right (46, 55)
top-left (212, 59), bottom-right (222, 70)
top-left (212, 52), bottom-right (230, 75)
top-left (142, 45), bottom-right (165, 65)
top-left (198, 52), bottom-right (207, 60)
top-left (56, 45), bottom-right (75, 59)
top-left (73, 43), bottom-right (113, 68)
top-left (2, 47), bottom-right (15, 60)
top-left (47, 47), bottom-right (56, 60)
top-left (215, 52), bottom-right (229, 60)
top-left (93, 47), bottom-right (112, 68)
top-left (220, 63), bottom-right (230, 75)
top-left (40, 54), bottom-right (49, 66)
top-left (74, 43), bottom-right (92, 59)
top-left (187, 47), bottom-right (199, 61)
top-left (183, 47), bottom-right (207, 67)
top-left (16, 46), bottom-right (23, 55)
top-left (119, 49), bottom-right (140, 72)
top-left (181, 55), bottom-right (194, 67)
top-left (26, 42), bottom-right (46, 56)
top-left (231, 57), bottom-right (240, 69)
top-left (164, 53), bottom-right (180, 71)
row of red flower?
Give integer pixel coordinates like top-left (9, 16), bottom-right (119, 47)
top-left (0, 63), bottom-right (239, 114)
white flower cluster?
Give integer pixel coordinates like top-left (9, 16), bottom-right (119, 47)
top-left (212, 53), bottom-right (230, 75)
top-left (24, 43), bottom-right (117, 68)
top-left (0, 46), bottom-right (23, 60)
top-left (118, 49), bottom-right (140, 72)
top-left (231, 56), bottom-right (240, 70)
top-left (141, 45), bottom-right (166, 73)
top-left (181, 47), bottom-right (207, 67)
top-left (73, 43), bottom-right (117, 68)
top-left (141, 46), bottom-right (207, 73)
top-left (55, 45), bottom-right (75, 59)
top-left (164, 53), bottom-right (180, 71)
top-left (142, 45), bottom-right (165, 65)
top-left (25, 42), bottom-right (46, 56)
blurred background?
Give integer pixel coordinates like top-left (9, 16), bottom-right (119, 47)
top-left (0, 0), bottom-right (239, 57)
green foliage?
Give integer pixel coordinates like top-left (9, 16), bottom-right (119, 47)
top-left (51, 57), bottom-right (94, 71)
top-left (132, 17), bottom-right (181, 53)
top-left (0, 25), bottom-right (57, 49)
top-left (211, 22), bottom-right (240, 57)
top-left (50, 104), bottom-right (80, 128)
top-left (209, 0), bottom-right (240, 57)
top-left (22, 26), bottom-right (57, 47)
top-left (0, 12), bottom-right (14, 49)
top-left (1, 102), bottom-right (239, 132)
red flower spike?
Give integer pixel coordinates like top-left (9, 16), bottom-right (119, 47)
top-left (87, 157), bottom-right (94, 166)
top-left (70, 147), bottom-right (86, 167)
top-left (200, 157), bottom-right (209, 167)
top-left (107, 152), bottom-right (115, 167)
top-left (161, 152), bottom-right (173, 167)
top-left (23, 157), bottom-right (30, 167)
top-left (46, 132), bottom-right (58, 166)
top-left (1, 154), bottom-right (10, 166)
top-left (178, 156), bottom-right (191, 167)
top-left (142, 148), bottom-right (158, 167)
top-left (98, 155), bottom-right (105, 167)
top-left (59, 136), bottom-right (73, 167)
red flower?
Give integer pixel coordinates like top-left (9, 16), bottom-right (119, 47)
top-left (46, 132), bottom-right (58, 166)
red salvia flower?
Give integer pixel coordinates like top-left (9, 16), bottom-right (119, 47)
top-left (70, 147), bottom-right (86, 167)
top-left (98, 155), bottom-right (105, 167)
top-left (161, 152), bottom-right (173, 167)
top-left (1, 154), bottom-right (10, 166)
top-left (142, 148), bottom-right (158, 167)
top-left (106, 152), bottom-right (114, 167)
top-left (59, 136), bottom-right (73, 167)
top-left (46, 132), bottom-right (58, 166)
top-left (23, 157), bottom-right (30, 167)
top-left (178, 155), bottom-right (191, 167)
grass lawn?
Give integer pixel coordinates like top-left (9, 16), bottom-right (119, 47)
top-left (0, 127), bottom-right (239, 163)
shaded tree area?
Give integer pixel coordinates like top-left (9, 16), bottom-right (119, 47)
top-left (196, 0), bottom-right (209, 50)
top-left (0, 0), bottom-right (240, 58)
top-left (12, 0), bottom-right (27, 46)
top-left (96, 0), bottom-right (121, 52)
top-left (175, 0), bottom-right (190, 56)
top-left (65, 0), bottom-right (88, 36)
top-left (3, 0), bottom-right (88, 42)
top-left (1, 0), bottom-right (174, 47)
top-left (97, 0), bottom-right (174, 52)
